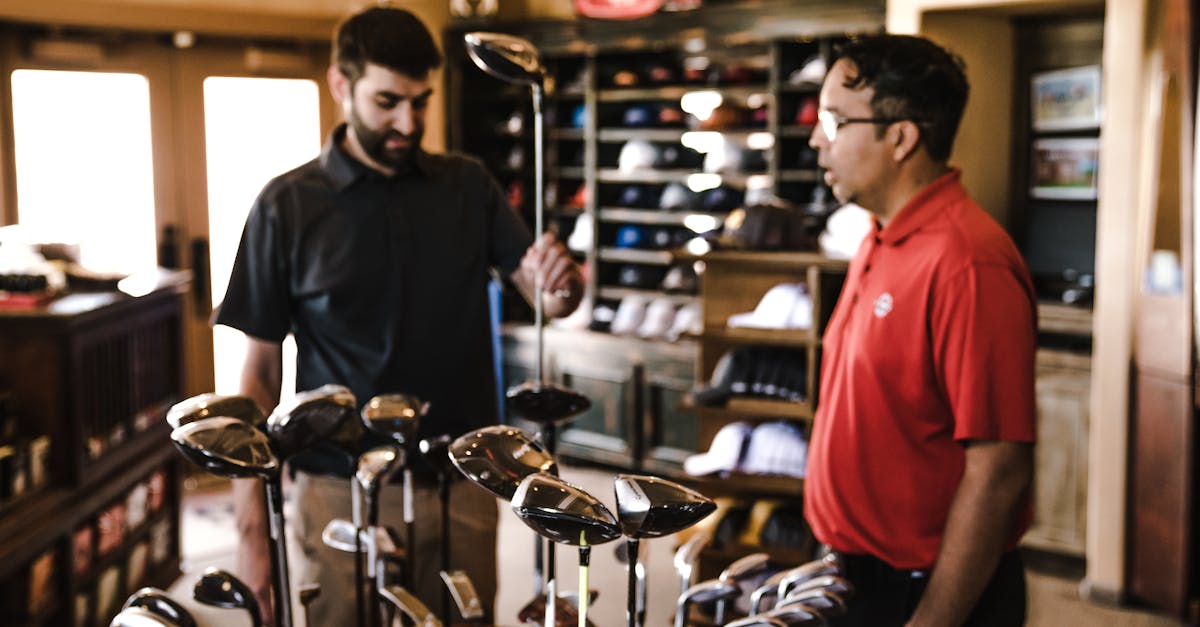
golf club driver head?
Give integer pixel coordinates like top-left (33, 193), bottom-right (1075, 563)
top-left (170, 416), bottom-right (279, 479)
top-left (505, 380), bottom-right (592, 425)
top-left (109, 607), bottom-right (175, 627)
top-left (192, 567), bottom-right (261, 624)
top-left (448, 425), bottom-right (558, 500)
top-left (122, 587), bottom-right (196, 627)
top-left (510, 472), bottom-right (622, 547)
top-left (266, 384), bottom-right (357, 458)
top-left (418, 434), bottom-right (454, 476)
top-left (166, 393), bottom-right (265, 430)
top-left (464, 32), bottom-right (546, 87)
top-left (361, 393), bottom-right (428, 447)
top-left (613, 474), bottom-right (716, 538)
top-left (356, 444), bottom-right (404, 494)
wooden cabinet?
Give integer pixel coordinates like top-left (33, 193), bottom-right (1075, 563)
top-left (1024, 349), bottom-right (1090, 556)
top-left (0, 272), bottom-right (186, 626)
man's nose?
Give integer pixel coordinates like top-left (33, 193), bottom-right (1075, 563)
top-left (809, 124), bottom-right (827, 150)
top-left (393, 102), bottom-right (415, 135)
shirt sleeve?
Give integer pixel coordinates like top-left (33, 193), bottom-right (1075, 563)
top-left (212, 192), bottom-right (292, 343)
top-left (482, 166), bottom-right (534, 276)
top-left (932, 262), bottom-right (1038, 443)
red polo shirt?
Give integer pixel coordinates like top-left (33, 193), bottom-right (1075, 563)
top-left (804, 170), bottom-right (1037, 571)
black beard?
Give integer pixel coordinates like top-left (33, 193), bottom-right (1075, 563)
top-left (348, 107), bottom-right (422, 172)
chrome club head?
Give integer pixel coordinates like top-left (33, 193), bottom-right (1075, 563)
top-left (266, 384), bottom-right (357, 458)
top-left (171, 416), bottom-right (279, 479)
top-left (463, 32), bottom-right (546, 87)
top-left (511, 472), bottom-right (622, 547)
top-left (166, 393), bottom-right (265, 429)
top-left (613, 474), bottom-right (716, 538)
top-left (448, 425), bottom-right (557, 501)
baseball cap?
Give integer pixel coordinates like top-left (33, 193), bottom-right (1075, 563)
top-left (788, 55), bottom-right (827, 87)
top-left (623, 104), bottom-right (656, 127)
top-left (610, 295), bottom-right (649, 335)
top-left (619, 184), bottom-right (653, 208)
top-left (615, 225), bottom-right (646, 248)
top-left (571, 103), bottom-right (588, 128)
top-left (701, 186), bottom-right (744, 213)
top-left (661, 262), bottom-right (699, 294)
top-left (693, 348), bottom-right (750, 406)
top-left (567, 213), bottom-right (593, 252)
top-left (618, 140), bottom-right (658, 172)
top-left (795, 95), bottom-right (818, 126)
top-left (819, 203), bottom-right (873, 260)
top-left (665, 302), bottom-right (701, 340)
top-left (683, 420), bottom-right (754, 476)
top-left (589, 301), bottom-right (618, 333)
top-left (741, 420), bottom-right (808, 478)
top-left (727, 283), bottom-right (813, 330)
top-left (658, 145), bottom-right (704, 169)
top-left (637, 297), bottom-right (678, 339)
top-left (659, 182), bottom-right (700, 212)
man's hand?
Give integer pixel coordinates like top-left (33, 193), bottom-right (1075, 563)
top-left (513, 232), bottom-right (583, 318)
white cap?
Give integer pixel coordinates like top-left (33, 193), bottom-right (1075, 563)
top-left (568, 213), bottom-right (594, 253)
top-left (727, 283), bottom-right (812, 330)
top-left (637, 298), bottom-right (678, 339)
top-left (665, 302), bottom-right (702, 341)
top-left (684, 421), bottom-right (754, 476)
top-left (788, 55), bottom-right (827, 86)
top-left (610, 295), bottom-right (649, 335)
top-left (741, 421), bottom-right (808, 478)
top-left (618, 140), bottom-right (658, 172)
top-left (819, 203), bottom-right (872, 260)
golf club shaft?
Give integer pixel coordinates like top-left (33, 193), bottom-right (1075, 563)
top-left (625, 539), bottom-right (639, 627)
top-left (532, 82), bottom-right (544, 384)
top-left (368, 485), bottom-right (383, 627)
top-left (545, 577), bottom-right (556, 627)
top-left (265, 478), bottom-right (294, 627)
top-left (352, 479), bottom-right (367, 627)
top-left (578, 545), bottom-right (590, 627)
top-left (404, 467), bottom-right (415, 591)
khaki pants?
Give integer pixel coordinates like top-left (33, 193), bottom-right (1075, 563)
top-left (286, 469), bottom-right (498, 626)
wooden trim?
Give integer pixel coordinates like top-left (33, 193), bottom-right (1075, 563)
top-left (0, 0), bottom-right (339, 40)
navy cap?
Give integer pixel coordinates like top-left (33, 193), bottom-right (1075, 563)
top-left (615, 225), bottom-right (647, 248)
top-left (622, 104), bottom-right (656, 127)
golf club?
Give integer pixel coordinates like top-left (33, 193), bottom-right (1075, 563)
top-left (171, 417), bottom-right (290, 627)
top-left (749, 569), bottom-right (789, 615)
top-left (266, 384), bottom-right (357, 459)
top-left (193, 567), bottom-right (262, 627)
top-left (121, 587), bottom-right (195, 627)
top-left (379, 584), bottom-right (442, 627)
top-left (777, 553), bottom-right (843, 601)
top-left (356, 444), bottom-right (404, 627)
top-left (421, 433), bottom-right (483, 622)
top-left (780, 587), bottom-right (847, 616)
top-left (511, 472), bottom-right (622, 627)
top-left (716, 552), bottom-right (772, 625)
top-left (361, 393), bottom-right (427, 595)
top-left (166, 393), bottom-right (265, 429)
top-left (673, 531), bottom-right (713, 600)
top-left (785, 575), bottom-right (854, 601)
top-left (674, 579), bottom-right (740, 627)
top-left (613, 474), bottom-right (716, 627)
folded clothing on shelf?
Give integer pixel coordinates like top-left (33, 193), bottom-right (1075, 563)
top-left (692, 347), bottom-right (808, 406)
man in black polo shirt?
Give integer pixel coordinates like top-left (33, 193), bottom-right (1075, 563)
top-left (215, 6), bottom-right (582, 625)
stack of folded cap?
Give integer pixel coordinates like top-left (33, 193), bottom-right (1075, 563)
top-left (665, 302), bottom-right (702, 340)
top-left (692, 347), bottom-right (808, 406)
top-left (720, 201), bottom-right (815, 251)
top-left (683, 420), bottom-right (808, 479)
top-left (589, 300), bottom-right (619, 333)
top-left (757, 502), bottom-right (815, 553)
top-left (727, 283), bottom-right (813, 330)
top-left (637, 297), bottom-right (678, 339)
top-left (567, 213), bottom-right (593, 252)
top-left (609, 294), bottom-right (649, 335)
top-left (618, 140), bottom-right (659, 172)
top-left (661, 262), bottom-right (699, 294)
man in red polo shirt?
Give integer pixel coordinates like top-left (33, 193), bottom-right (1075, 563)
top-left (804, 35), bottom-right (1036, 626)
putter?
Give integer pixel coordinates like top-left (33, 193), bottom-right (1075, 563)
top-left (511, 472), bottom-right (622, 627)
top-left (166, 393), bottom-right (265, 429)
top-left (193, 567), bottom-right (263, 627)
top-left (121, 587), bottom-right (195, 627)
top-left (108, 606), bottom-right (174, 627)
top-left (716, 552), bottom-right (772, 624)
top-left (171, 417), bottom-right (290, 627)
top-left (674, 579), bottom-right (740, 627)
top-left (361, 393), bottom-right (427, 595)
top-left (613, 474), bottom-right (716, 627)
top-left (378, 585), bottom-right (442, 627)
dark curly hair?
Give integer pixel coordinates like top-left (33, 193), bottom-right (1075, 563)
top-left (834, 35), bottom-right (969, 162)
top-left (332, 6), bottom-right (443, 85)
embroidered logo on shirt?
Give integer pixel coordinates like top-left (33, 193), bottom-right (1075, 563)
top-left (873, 292), bottom-right (893, 318)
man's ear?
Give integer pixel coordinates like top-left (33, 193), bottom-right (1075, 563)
top-left (327, 65), bottom-right (350, 103)
top-left (891, 120), bottom-right (922, 162)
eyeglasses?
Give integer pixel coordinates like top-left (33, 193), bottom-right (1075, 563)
top-left (816, 109), bottom-right (910, 142)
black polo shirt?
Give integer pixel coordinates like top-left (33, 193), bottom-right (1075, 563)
top-left (215, 125), bottom-right (532, 478)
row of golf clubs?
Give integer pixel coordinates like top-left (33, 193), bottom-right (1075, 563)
top-left (129, 386), bottom-right (472, 627)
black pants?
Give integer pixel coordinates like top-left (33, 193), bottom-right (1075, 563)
top-left (829, 550), bottom-right (1026, 627)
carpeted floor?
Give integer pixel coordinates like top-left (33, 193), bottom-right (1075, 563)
top-left (167, 466), bottom-right (1183, 627)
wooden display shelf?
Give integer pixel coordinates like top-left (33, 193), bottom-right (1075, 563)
top-left (597, 286), bottom-right (697, 305)
top-left (778, 124), bottom-right (815, 137)
top-left (598, 207), bottom-right (727, 225)
top-left (684, 471), bottom-right (805, 499)
top-left (778, 169), bottom-right (821, 183)
top-left (549, 128), bottom-right (585, 141)
top-left (598, 247), bottom-right (675, 265)
top-left (702, 327), bottom-right (818, 348)
top-left (596, 84), bottom-right (768, 102)
top-left (1038, 302), bottom-right (1093, 336)
top-left (597, 168), bottom-right (761, 187)
top-left (75, 506), bottom-right (174, 587)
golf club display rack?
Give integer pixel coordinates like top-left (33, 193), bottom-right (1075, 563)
top-left (0, 271), bottom-right (186, 626)
top-left (445, 3), bottom-right (879, 473)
